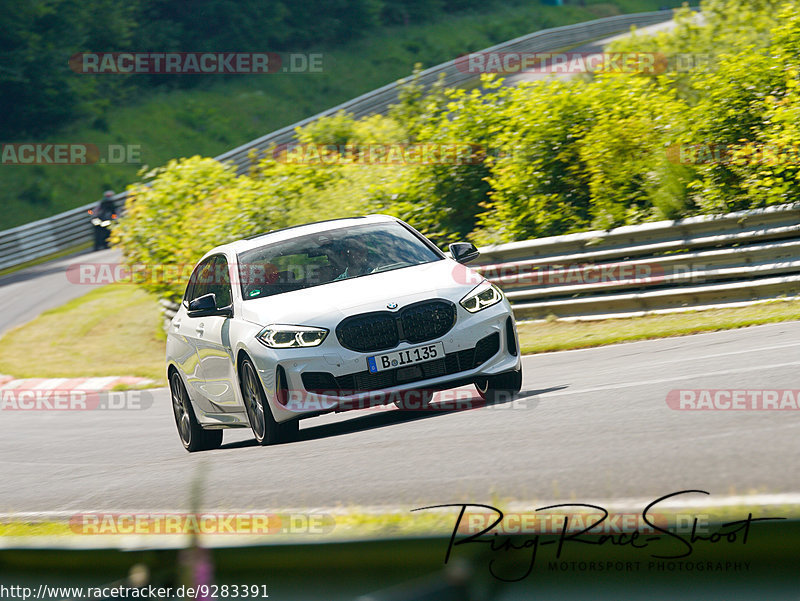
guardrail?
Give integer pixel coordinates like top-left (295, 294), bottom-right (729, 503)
top-left (0, 198), bottom-right (125, 271)
top-left (473, 203), bottom-right (800, 320)
top-left (214, 10), bottom-right (677, 175)
top-left (0, 9), bottom-right (676, 272)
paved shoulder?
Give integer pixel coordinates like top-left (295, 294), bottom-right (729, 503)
top-left (0, 321), bottom-right (797, 512)
top-left (0, 248), bottom-right (121, 335)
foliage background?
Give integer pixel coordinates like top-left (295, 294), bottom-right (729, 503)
top-left (111, 0), bottom-right (800, 301)
top-left (0, 0), bottom-right (683, 228)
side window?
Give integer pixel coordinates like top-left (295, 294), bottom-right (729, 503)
top-left (184, 257), bottom-right (216, 306)
top-left (183, 264), bottom-right (200, 306)
top-left (209, 255), bottom-right (232, 308)
top-left (182, 277), bottom-right (194, 307)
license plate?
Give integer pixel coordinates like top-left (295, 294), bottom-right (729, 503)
top-left (367, 342), bottom-right (445, 373)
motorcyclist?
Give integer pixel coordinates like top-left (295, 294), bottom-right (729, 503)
top-left (89, 190), bottom-right (117, 251)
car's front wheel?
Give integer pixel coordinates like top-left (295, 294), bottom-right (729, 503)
top-left (240, 358), bottom-right (298, 445)
top-left (170, 371), bottom-right (223, 452)
top-left (475, 366), bottom-right (523, 404)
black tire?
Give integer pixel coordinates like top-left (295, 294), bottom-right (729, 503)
top-left (394, 389), bottom-right (434, 411)
top-left (275, 366), bottom-right (299, 441)
top-left (475, 366), bottom-right (522, 404)
top-left (93, 226), bottom-right (110, 251)
top-left (279, 417), bottom-right (299, 442)
top-left (170, 371), bottom-right (223, 452)
top-left (240, 358), bottom-right (297, 445)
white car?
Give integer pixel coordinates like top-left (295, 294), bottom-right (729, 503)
top-left (166, 215), bottom-right (522, 451)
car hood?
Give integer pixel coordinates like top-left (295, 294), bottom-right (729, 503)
top-left (238, 259), bottom-right (483, 326)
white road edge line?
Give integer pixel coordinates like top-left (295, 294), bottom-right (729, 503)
top-left (2, 492), bottom-right (799, 521)
top-left (521, 319), bottom-right (800, 357)
top-left (536, 360), bottom-right (800, 399)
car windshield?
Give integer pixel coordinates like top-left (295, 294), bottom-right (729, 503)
top-left (237, 221), bottom-right (442, 300)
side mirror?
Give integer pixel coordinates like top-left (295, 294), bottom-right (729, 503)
top-left (449, 242), bottom-right (480, 264)
top-left (188, 293), bottom-right (232, 318)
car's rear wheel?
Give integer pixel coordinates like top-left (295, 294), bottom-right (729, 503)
top-left (170, 371), bottom-right (223, 452)
top-left (475, 366), bottom-right (522, 404)
top-left (240, 358), bottom-right (297, 445)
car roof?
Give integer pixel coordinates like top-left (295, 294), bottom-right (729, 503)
top-left (204, 214), bottom-right (400, 259)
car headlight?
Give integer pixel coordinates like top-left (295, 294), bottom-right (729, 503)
top-left (257, 325), bottom-right (329, 348)
top-left (460, 281), bottom-right (504, 313)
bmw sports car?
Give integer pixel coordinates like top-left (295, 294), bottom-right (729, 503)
top-left (166, 215), bottom-right (522, 451)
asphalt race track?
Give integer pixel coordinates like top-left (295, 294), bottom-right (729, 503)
top-left (0, 12), bottom-right (794, 516)
top-left (0, 248), bottom-right (122, 336)
top-left (1, 320), bottom-right (798, 513)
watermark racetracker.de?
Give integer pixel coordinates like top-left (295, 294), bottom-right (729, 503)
top-left (667, 142), bottom-right (800, 166)
top-left (270, 142), bottom-right (485, 165)
top-left (667, 389), bottom-right (800, 410)
top-left (66, 260), bottom-right (668, 289)
top-left (277, 388), bottom-right (535, 413)
top-left (68, 512), bottom-right (335, 535)
top-left (69, 52), bottom-right (325, 74)
top-left (0, 389), bottom-right (154, 411)
top-left (1, 143), bottom-right (141, 165)
top-left (461, 261), bottom-right (665, 288)
top-left (454, 52), bottom-right (711, 75)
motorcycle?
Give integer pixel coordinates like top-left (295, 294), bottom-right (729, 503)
top-left (90, 216), bottom-right (112, 228)
top-left (88, 207), bottom-right (117, 250)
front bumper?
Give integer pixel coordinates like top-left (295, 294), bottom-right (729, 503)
top-left (249, 301), bottom-right (520, 422)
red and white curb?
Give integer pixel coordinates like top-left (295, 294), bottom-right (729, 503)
top-left (0, 375), bottom-right (154, 391)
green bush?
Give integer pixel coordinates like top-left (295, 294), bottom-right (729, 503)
top-left (113, 157), bottom-right (283, 301)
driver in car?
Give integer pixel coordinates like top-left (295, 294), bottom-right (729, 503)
top-left (334, 238), bottom-right (371, 280)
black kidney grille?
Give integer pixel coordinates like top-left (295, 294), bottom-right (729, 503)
top-left (336, 312), bottom-right (399, 353)
top-left (401, 301), bottom-right (456, 343)
top-left (336, 300), bottom-right (456, 353)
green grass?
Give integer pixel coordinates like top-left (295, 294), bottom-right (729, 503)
top-left (518, 299), bottom-right (800, 354)
top-left (2, 0), bottom-right (682, 229)
top-left (2, 502), bottom-right (797, 541)
top-left (0, 284), bottom-right (166, 383)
